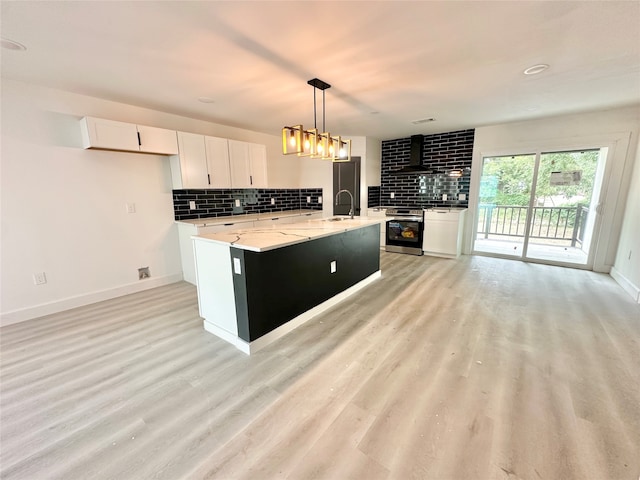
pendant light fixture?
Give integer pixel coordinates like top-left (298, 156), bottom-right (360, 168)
top-left (282, 78), bottom-right (351, 162)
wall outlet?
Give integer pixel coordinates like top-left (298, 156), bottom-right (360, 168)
top-left (442, 194), bottom-right (448, 201)
top-left (459, 193), bottom-right (466, 201)
top-left (307, 196), bottom-right (311, 203)
top-left (189, 200), bottom-right (196, 210)
top-left (126, 203), bottom-right (136, 214)
top-left (270, 198), bottom-right (275, 205)
top-left (330, 260), bottom-right (337, 274)
top-left (318, 196), bottom-right (323, 204)
top-left (33, 272), bottom-right (47, 285)
top-left (234, 199), bottom-right (241, 207)
top-left (138, 267), bottom-right (150, 280)
top-left (390, 192), bottom-right (395, 199)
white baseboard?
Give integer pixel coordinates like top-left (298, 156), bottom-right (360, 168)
top-left (204, 270), bottom-right (382, 355)
top-left (0, 273), bottom-right (184, 327)
top-left (610, 267), bottom-right (640, 303)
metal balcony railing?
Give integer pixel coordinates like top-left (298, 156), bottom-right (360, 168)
top-left (477, 204), bottom-right (589, 247)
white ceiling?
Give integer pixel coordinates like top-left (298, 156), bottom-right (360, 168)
top-left (2, 1), bottom-right (639, 140)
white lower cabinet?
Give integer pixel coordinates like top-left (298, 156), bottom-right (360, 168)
top-left (178, 212), bottom-right (323, 285)
top-left (422, 209), bottom-right (467, 257)
top-left (367, 208), bottom-right (387, 247)
top-left (178, 220), bottom-right (254, 285)
top-left (300, 212), bottom-right (324, 221)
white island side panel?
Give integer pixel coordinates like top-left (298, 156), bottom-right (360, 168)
top-left (193, 240), bottom-right (238, 336)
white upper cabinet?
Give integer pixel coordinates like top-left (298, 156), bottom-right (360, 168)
top-left (228, 139), bottom-right (268, 188)
top-left (173, 132), bottom-right (209, 189)
top-left (80, 117), bottom-right (178, 155)
top-left (171, 132), bottom-right (232, 189)
top-left (248, 143), bottom-right (268, 188)
top-left (136, 124), bottom-right (179, 155)
top-left (80, 117), bottom-right (139, 151)
top-left (204, 136), bottom-right (231, 188)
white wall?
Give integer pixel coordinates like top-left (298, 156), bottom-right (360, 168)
top-left (611, 134), bottom-right (640, 302)
top-left (0, 80), bottom-right (298, 325)
top-left (465, 105), bottom-right (640, 275)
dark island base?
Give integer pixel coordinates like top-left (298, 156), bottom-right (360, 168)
top-left (230, 224), bottom-right (381, 342)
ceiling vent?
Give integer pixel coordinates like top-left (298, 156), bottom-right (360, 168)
top-left (411, 118), bottom-right (435, 125)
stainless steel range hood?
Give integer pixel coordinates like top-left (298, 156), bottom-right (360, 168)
top-left (391, 134), bottom-right (438, 175)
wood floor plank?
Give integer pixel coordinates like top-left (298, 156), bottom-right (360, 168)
top-left (1, 253), bottom-right (638, 480)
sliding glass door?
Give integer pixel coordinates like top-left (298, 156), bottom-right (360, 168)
top-left (475, 154), bottom-right (536, 258)
top-left (474, 149), bottom-right (605, 268)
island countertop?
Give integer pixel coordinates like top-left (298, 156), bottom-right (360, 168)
top-left (192, 216), bottom-right (384, 252)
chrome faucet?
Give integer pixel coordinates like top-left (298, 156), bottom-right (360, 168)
top-left (335, 189), bottom-right (355, 219)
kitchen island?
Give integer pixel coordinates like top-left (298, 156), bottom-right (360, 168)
top-left (192, 217), bottom-right (383, 354)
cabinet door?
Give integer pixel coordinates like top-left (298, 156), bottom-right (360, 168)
top-left (198, 221), bottom-right (254, 235)
top-left (176, 132), bottom-right (209, 189)
top-left (137, 125), bottom-right (178, 155)
top-left (423, 219), bottom-right (459, 255)
top-left (248, 143), bottom-right (268, 187)
top-left (228, 140), bottom-right (252, 188)
top-left (80, 117), bottom-right (139, 151)
top-left (301, 212), bottom-right (324, 221)
top-left (204, 136), bottom-right (232, 188)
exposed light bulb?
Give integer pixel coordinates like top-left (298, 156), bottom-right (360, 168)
top-left (289, 134), bottom-right (296, 147)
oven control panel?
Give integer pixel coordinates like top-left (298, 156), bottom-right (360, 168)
top-left (385, 208), bottom-right (424, 217)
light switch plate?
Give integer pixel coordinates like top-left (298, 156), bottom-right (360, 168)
top-left (234, 199), bottom-right (241, 207)
top-left (459, 193), bottom-right (466, 201)
top-left (442, 194), bottom-right (448, 201)
top-left (271, 198), bottom-right (275, 205)
top-left (318, 196), bottom-right (323, 204)
top-left (126, 203), bottom-right (136, 214)
top-left (307, 196), bottom-right (311, 203)
top-left (189, 200), bottom-right (196, 210)
top-left (233, 257), bottom-right (241, 275)
top-left (330, 261), bottom-right (337, 273)
top-left (390, 192), bottom-right (395, 199)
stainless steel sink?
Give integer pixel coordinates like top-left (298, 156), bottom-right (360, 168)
top-left (325, 217), bottom-right (349, 222)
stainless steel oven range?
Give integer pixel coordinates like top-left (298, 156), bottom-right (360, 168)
top-left (385, 208), bottom-right (424, 256)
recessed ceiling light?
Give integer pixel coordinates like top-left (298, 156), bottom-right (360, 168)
top-left (411, 118), bottom-right (435, 125)
top-left (1, 38), bottom-right (27, 51)
top-left (523, 64), bottom-right (549, 75)
top-left (197, 97), bottom-right (215, 104)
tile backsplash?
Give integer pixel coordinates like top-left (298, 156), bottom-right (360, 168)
top-left (173, 188), bottom-right (323, 221)
top-left (367, 186), bottom-right (381, 208)
top-left (378, 129), bottom-right (474, 208)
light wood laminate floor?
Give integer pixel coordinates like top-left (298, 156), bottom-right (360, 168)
top-left (1, 253), bottom-right (639, 480)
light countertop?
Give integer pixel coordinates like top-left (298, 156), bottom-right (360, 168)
top-left (177, 209), bottom-right (320, 227)
top-left (192, 216), bottom-right (384, 252)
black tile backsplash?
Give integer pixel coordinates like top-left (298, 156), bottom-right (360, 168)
top-left (367, 186), bottom-right (381, 208)
top-left (173, 188), bottom-right (323, 221)
top-left (380, 129), bottom-right (474, 208)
